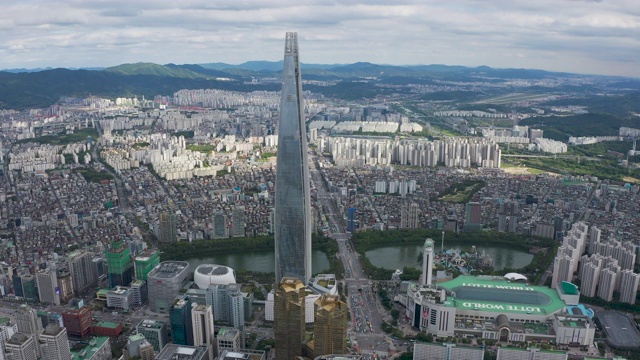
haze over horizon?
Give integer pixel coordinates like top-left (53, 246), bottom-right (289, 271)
top-left (1, 0), bottom-right (639, 77)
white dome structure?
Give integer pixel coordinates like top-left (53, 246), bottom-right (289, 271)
top-left (503, 272), bottom-right (528, 282)
top-left (194, 264), bottom-right (236, 289)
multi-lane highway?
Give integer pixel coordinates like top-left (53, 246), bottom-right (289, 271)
top-left (312, 155), bottom-right (410, 358)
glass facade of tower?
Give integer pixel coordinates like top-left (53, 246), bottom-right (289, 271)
top-left (274, 32), bottom-right (312, 285)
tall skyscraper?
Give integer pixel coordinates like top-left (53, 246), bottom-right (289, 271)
top-left (191, 305), bottom-right (215, 360)
top-left (170, 296), bottom-right (193, 346)
top-left (36, 268), bottom-right (60, 306)
top-left (67, 250), bottom-right (97, 295)
top-left (274, 277), bottom-right (305, 360)
top-left (274, 32), bottom-right (312, 285)
top-left (134, 250), bottom-right (160, 281)
top-left (231, 206), bottom-right (245, 237)
top-left (422, 239), bottom-right (435, 286)
top-left (4, 333), bottom-right (37, 360)
top-left (39, 324), bottom-right (72, 360)
top-left (346, 207), bottom-right (357, 232)
top-left (313, 294), bottom-right (347, 357)
top-left (106, 240), bottom-right (134, 288)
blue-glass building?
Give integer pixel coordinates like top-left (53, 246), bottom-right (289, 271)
top-left (170, 295), bottom-right (193, 345)
top-left (274, 32), bottom-right (312, 285)
top-left (347, 207), bottom-right (357, 232)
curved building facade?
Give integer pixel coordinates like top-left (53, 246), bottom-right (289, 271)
top-left (193, 264), bottom-right (236, 289)
top-left (274, 32), bottom-right (312, 285)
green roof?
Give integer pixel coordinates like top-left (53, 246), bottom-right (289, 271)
top-left (560, 281), bottom-right (579, 295)
top-left (439, 275), bottom-right (566, 316)
top-left (97, 289), bottom-right (110, 296)
top-left (94, 321), bottom-right (120, 329)
top-left (70, 337), bottom-right (108, 360)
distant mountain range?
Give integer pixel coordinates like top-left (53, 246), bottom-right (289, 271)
top-left (0, 61), bottom-right (636, 110)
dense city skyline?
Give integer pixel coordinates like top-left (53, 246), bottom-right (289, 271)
top-left (1, 0), bottom-right (639, 77)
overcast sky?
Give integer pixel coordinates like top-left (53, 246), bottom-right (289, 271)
top-left (1, 0), bottom-right (639, 77)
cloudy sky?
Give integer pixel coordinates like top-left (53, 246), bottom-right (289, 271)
top-left (1, 0), bottom-right (639, 77)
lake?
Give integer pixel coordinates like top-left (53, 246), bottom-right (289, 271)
top-left (365, 241), bottom-right (534, 271)
top-left (184, 249), bottom-right (330, 274)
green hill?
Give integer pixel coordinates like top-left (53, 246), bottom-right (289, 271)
top-left (104, 62), bottom-right (209, 79)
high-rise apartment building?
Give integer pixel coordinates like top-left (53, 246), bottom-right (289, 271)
top-left (191, 305), bottom-right (215, 360)
top-left (619, 269), bottom-right (640, 305)
top-left (231, 206), bottom-right (245, 237)
top-left (213, 212), bottom-right (228, 239)
top-left (313, 294), bottom-right (347, 358)
top-left (274, 32), bottom-right (312, 285)
top-left (274, 277), bottom-right (305, 360)
top-left (106, 240), bottom-right (134, 288)
top-left (67, 250), bottom-right (97, 295)
top-left (464, 202), bottom-right (482, 232)
top-left (170, 296), bottom-right (193, 346)
top-left (147, 261), bottom-right (190, 313)
top-left (579, 255), bottom-right (602, 298)
top-left (159, 211), bottom-right (177, 243)
top-left (400, 203), bottom-right (420, 229)
top-left (39, 324), bottom-right (72, 360)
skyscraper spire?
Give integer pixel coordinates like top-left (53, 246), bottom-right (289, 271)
top-left (274, 32), bottom-right (312, 285)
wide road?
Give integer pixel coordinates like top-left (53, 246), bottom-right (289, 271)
top-left (311, 154), bottom-right (409, 358)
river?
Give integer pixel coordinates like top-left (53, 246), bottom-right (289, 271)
top-left (364, 242), bottom-right (534, 271)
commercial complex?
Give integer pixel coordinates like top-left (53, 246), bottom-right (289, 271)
top-left (274, 32), bottom-right (312, 285)
top-left (312, 294), bottom-right (347, 358)
top-left (159, 211), bottom-right (177, 243)
top-left (274, 277), bottom-right (305, 360)
top-left (193, 264), bottom-right (236, 289)
top-left (413, 342), bottom-right (484, 360)
top-left (147, 261), bottom-right (190, 313)
top-left (405, 275), bottom-right (595, 346)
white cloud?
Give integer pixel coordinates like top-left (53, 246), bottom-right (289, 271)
top-left (0, 0), bottom-right (637, 76)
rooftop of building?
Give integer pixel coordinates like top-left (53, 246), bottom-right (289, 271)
top-left (108, 286), bottom-right (130, 295)
top-left (195, 264), bottom-right (232, 276)
top-left (94, 321), bottom-right (120, 329)
top-left (218, 349), bottom-right (265, 360)
top-left (438, 275), bottom-right (566, 315)
top-left (135, 251), bottom-right (158, 262)
top-left (498, 346), bottom-right (567, 354)
top-left (279, 277), bottom-right (305, 292)
top-left (156, 344), bottom-right (208, 360)
top-left (128, 333), bottom-right (146, 342)
top-left (70, 336), bottom-right (108, 360)
top-left (315, 294), bottom-right (346, 311)
top-left (43, 324), bottom-right (65, 336)
top-left (218, 327), bottom-right (240, 338)
top-left (131, 279), bottom-right (145, 286)
top-left (148, 261), bottom-right (189, 279)
top-left (8, 333), bottom-right (30, 345)
top-left (137, 319), bottom-right (165, 329)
